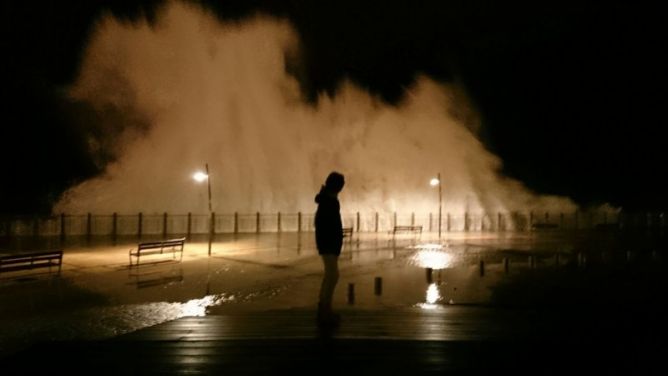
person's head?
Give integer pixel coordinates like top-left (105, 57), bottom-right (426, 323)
top-left (324, 171), bottom-right (345, 193)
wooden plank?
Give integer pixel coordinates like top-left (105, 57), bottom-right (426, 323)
top-left (117, 307), bottom-right (531, 342)
top-left (6, 307), bottom-right (663, 375)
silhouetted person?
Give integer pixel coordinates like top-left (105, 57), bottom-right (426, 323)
top-left (314, 171), bottom-right (345, 327)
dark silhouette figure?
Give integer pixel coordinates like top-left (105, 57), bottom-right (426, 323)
top-left (314, 171), bottom-right (345, 327)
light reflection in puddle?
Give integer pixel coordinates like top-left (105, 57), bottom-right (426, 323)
top-left (407, 244), bottom-right (457, 310)
top-left (84, 293), bottom-right (235, 334)
top-left (408, 243), bottom-right (455, 269)
top-left (171, 294), bottom-right (233, 317)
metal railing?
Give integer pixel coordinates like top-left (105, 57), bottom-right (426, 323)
top-left (1, 210), bottom-right (664, 238)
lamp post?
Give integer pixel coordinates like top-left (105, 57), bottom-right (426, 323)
top-left (193, 163), bottom-right (213, 256)
top-left (430, 173), bottom-right (442, 240)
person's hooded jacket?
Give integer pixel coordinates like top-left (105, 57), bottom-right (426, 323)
top-left (314, 186), bottom-right (343, 255)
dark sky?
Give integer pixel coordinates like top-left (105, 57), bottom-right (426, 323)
top-left (1, 0), bottom-right (666, 215)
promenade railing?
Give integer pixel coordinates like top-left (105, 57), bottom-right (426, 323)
top-left (1, 210), bottom-right (663, 238)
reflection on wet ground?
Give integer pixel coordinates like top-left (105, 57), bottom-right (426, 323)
top-left (1, 231), bottom-right (666, 358)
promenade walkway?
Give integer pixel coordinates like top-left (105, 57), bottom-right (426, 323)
top-left (5, 303), bottom-right (666, 375)
top-left (2, 232), bottom-right (666, 374)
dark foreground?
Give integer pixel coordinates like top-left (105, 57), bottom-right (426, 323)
top-left (3, 231), bottom-right (668, 374)
top-left (5, 302), bottom-right (666, 375)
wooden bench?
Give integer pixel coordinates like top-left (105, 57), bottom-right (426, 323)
top-left (392, 225), bottom-right (423, 235)
top-left (0, 250), bottom-right (63, 274)
top-left (342, 227), bottom-right (354, 239)
top-left (531, 223), bottom-right (559, 230)
top-left (129, 237), bottom-right (185, 267)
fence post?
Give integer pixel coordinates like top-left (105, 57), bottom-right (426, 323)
top-left (429, 212), bottom-right (433, 232)
top-left (356, 212), bottom-right (361, 232)
top-left (375, 212), bottom-right (379, 232)
top-left (256, 212), bottom-right (260, 233)
top-left (87, 213), bottom-right (92, 239)
top-left (393, 212), bottom-right (397, 228)
top-left (234, 212), bottom-right (239, 234)
top-left (298, 212), bottom-right (302, 233)
top-left (60, 213), bottom-right (66, 241)
top-left (138, 212), bottom-right (143, 238)
top-left (447, 212), bottom-right (451, 232)
top-left (464, 211), bottom-right (469, 232)
top-left (163, 212), bottom-right (168, 238)
top-left (277, 212), bottom-right (281, 233)
top-left (529, 211), bottom-right (534, 231)
top-left (112, 212), bottom-right (118, 241)
top-left (187, 212), bottom-right (192, 238)
top-left (497, 212), bottom-right (502, 231)
top-left (589, 212), bottom-right (594, 229)
top-left (211, 212), bottom-right (216, 236)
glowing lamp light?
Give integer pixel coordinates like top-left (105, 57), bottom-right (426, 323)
top-left (193, 171), bottom-right (208, 183)
top-left (430, 177), bottom-right (440, 186)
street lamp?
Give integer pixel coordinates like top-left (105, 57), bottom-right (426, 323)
top-left (430, 173), bottom-right (442, 240)
top-left (193, 163), bottom-right (213, 256)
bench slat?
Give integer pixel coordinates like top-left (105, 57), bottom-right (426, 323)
top-left (130, 238), bottom-right (186, 267)
top-left (392, 226), bottom-right (422, 234)
top-left (0, 250), bottom-right (63, 274)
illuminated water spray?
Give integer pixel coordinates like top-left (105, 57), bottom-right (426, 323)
top-left (54, 1), bottom-right (576, 216)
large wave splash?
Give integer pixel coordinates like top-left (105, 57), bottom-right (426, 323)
top-left (54, 1), bottom-right (575, 216)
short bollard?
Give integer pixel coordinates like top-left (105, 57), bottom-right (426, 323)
top-left (426, 268), bottom-right (433, 283)
top-left (347, 283), bottom-right (355, 305)
top-left (503, 257), bottom-right (509, 274)
top-left (374, 277), bottom-right (382, 296)
top-left (479, 260), bottom-right (485, 277)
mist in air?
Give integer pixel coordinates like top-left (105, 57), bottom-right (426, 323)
top-left (54, 1), bottom-right (576, 216)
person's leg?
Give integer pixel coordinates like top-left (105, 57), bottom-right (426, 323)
top-left (318, 254), bottom-right (339, 321)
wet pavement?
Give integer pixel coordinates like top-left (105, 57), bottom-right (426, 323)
top-left (1, 230), bottom-right (667, 372)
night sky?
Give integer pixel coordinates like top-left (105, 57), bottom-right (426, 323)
top-left (2, 0), bottom-right (666, 215)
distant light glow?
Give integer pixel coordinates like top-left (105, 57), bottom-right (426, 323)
top-left (430, 178), bottom-right (440, 186)
top-left (410, 248), bottom-right (453, 269)
top-left (193, 171), bottom-right (208, 182)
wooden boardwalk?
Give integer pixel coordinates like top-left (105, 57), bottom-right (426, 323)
top-left (4, 306), bottom-right (664, 375)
